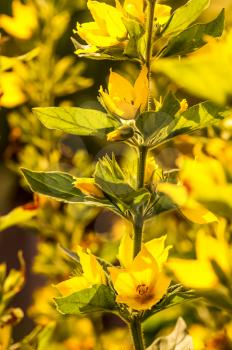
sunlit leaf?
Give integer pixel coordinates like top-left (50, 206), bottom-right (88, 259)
top-left (33, 107), bottom-right (121, 139)
top-left (136, 101), bottom-right (224, 147)
top-left (161, 9), bottom-right (225, 57)
top-left (162, 0), bottom-right (210, 37)
top-left (55, 284), bottom-right (117, 314)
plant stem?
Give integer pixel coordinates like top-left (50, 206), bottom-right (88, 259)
top-left (145, 0), bottom-right (156, 111)
top-left (145, 0), bottom-right (156, 75)
top-left (133, 145), bottom-right (148, 258)
top-left (130, 318), bottom-right (146, 350)
top-left (130, 2), bottom-right (156, 349)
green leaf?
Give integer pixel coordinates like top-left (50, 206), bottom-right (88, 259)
top-left (136, 111), bottom-right (173, 145)
top-left (123, 18), bottom-right (144, 58)
top-left (162, 9), bottom-right (225, 57)
top-left (136, 101), bottom-right (224, 147)
top-left (163, 0), bottom-right (210, 37)
top-left (146, 194), bottom-right (177, 218)
top-left (21, 168), bottom-right (114, 209)
top-left (55, 284), bottom-right (117, 314)
top-left (154, 38), bottom-right (232, 104)
top-left (168, 101), bottom-right (224, 138)
top-left (33, 107), bottom-right (121, 139)
top-left (94, 155), bottom-right (135, 199)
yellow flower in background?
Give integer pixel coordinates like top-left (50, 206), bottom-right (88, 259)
top-left (118, 233), bottom-right (171, 269)
top-left (154, 4), bottom-right (172, 25)
top-left (109, 246), bottom-right (170, 310)
top-left (99, 66), bottom-right (149, 120)
top-left (157, 156), bottom-right (220, 224)
top-left (73, 178), bottom-right (104, 198)
top-left (0, 71), bottom-right (27, 108)
top-left (76, 0), bottom-right (127, 50)
top-left (116, 0), bottom-right (171, 25)
top-left (167, 227), bottom-right (231, 289)
top-left (56, 247), bottom-right (106, 296)
top-left (0, 0), bottom-right (38, 40)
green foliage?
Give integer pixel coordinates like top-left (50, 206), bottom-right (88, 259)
top-left (161, 9), bottom-right (225, 57)
top-left (55, 284), bottom-right (117, 315)
top-left (136, 99), bottom-right (224, 148)
top-left (33, 107), bottom-right (121, 139)
top-left (162, 0), bottom-right (210, 37)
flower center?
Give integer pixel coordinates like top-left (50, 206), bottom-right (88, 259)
top-left (136, 284), bottom-right (149, 296)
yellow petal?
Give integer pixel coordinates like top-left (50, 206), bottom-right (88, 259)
top-left (181, 200), bottom-right (218, 224)
top-left (145, 235), bottom-right (172, 266)
top-left (123, 0), bottom-right (145, 23)
top-left (196, 230), bottom-right (230, 272)
top-left (87, 1), bottom-right (127, 39)
top-left (108, 71), bottom-right (134, 102)
top-left (155, 4), bottom-right (172, 25)
top-left (134, 65), bottom-right (149, 112)
top-left (0, 72), bottom-right (27, 108)
top-left (157, 182), bottom-right (188, 207)
top-left (167, 259), bottom-right (218, 289)
top-left (77, 247), bottom-right (106, 285)
top-left (55, 276), bottom-right (90, 296)
top-left (118, 232), bottom-right (133, 268)
top-left (0, 0), bottom-right (37, 40)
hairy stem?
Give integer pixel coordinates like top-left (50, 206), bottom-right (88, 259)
top-left (130, 318), bottom-right (146, 350)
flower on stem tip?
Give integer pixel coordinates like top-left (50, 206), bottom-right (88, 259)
top-left (108, 234), bottom-right (171, 310)
top-left (75, 0), bottom-right (127, 53)
top-left (55, 247), bottom-right (106, 296)
top-left (99, 66), bottom-right (149, 120)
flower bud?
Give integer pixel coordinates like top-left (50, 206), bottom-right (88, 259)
top-left (107, 126), bottom-right (134, 142)
top-left (73, 178), bottom-right (104, 198)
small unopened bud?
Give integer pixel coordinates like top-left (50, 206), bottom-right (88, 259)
top-left (107, 126), bottom-right (134, 142)
top-left (73, 178), bottom-right (104, 198)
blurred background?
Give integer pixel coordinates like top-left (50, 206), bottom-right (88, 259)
top-left (1, 0), bottom-right (232, 349)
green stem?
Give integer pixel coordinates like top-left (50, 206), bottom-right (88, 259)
top-left (130, 2), bottom-right (156, 349)
top-left (130, 318), bottom-right (146, 350)
top-left (145, 0), bottom-right (156, 111)
top-left (137, 146), bottom-right (148, 189)
top-left (133, 145), bottom-right (148, 258)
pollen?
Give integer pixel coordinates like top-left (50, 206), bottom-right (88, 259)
top-left (136, 284), bottom-right (149, 296)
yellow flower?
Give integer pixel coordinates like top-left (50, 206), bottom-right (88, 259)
top-left (118, 233), bottom-right (171, 269)
top-left (56, 247), bottom-right (106, 296)
top-left (73, 178), bottom-right (104, 198)
top-left (109, 246), bottom-right (170, 310)
top-left (99, 66), bottom-right (149, 120)
top-left (0, 71), bottom-right (27, 108)
top-left (157, 156), bottom-right (219, 224)
top-left (154, 4), bottom-right (172, 25)
top-left (0, 0), bottom-right (37, 40)
top-left (167, 228), bottom-right (231, 289)
top-left (75, 0), bottom-right (127, 50)
top-left (117, 1), bottom-right (171, 25)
